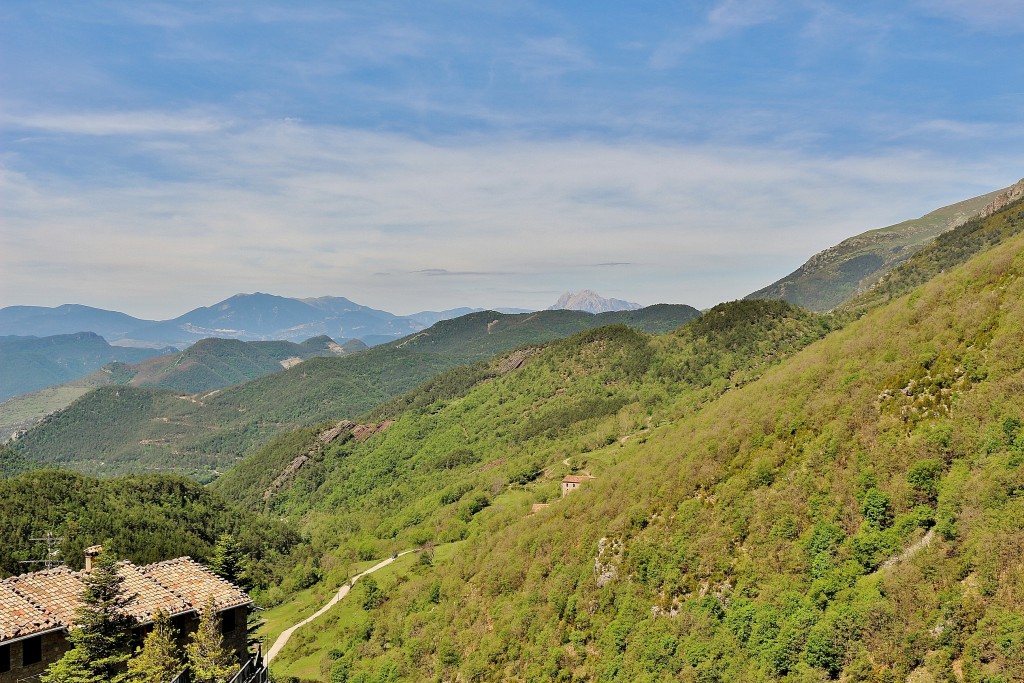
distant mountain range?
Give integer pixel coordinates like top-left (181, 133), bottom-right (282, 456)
top-left (0, 295), bottom-right (540, 351)
top-left (0, 291), bottom-right (644, 351)
top-left (548, 290), bottom-right (641, 314)
top-left (747, 178), bottom-right (1024, 311)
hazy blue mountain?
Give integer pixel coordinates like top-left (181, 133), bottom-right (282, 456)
top-left (0, 332), bottom-right (174, 402)
top-left (0, 304), bottom-right (153, 340)
top-left (0, 296), bottom-right (540, 349)
top-left (119, 292), bottom-right (421, 347)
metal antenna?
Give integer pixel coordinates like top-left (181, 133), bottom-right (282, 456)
top-left (18, 530), bottom-right (65, 570)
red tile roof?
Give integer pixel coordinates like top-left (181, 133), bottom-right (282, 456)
top-left (0, 557), bottom-right (251, 644)
top-left (0, 583), bottom-right (60, 642)
top-left (141, 557), bottom-right (251, 613)
top-left (562, 475), bottom-right (595, 484)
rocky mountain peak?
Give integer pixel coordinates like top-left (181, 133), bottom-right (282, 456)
top-left (547, 290), bottom-right (642, 314)
top-left (979, 177), bottom-right (1024, 219)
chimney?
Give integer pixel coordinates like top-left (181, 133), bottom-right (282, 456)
top-left (84, 545), bottom-right (103, 571)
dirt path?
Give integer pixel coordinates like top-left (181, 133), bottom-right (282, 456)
top-left (265, 550), bottom-right (416, 664)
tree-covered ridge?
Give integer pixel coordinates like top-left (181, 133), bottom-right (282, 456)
top-left (745, 183), bottom-right (1007, 312)
top-left (113, 335), bottom-right (362, 395)
top-left (288, 233), bottom-right (1024, 680)
top-left (0, 470), bottom-right (298, 586)
top-left (10, 305), bottom-right (699, 480)
top-left (213, 300), bottom-right (831, 622)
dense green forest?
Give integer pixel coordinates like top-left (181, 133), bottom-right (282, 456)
top-left (256, 206), bottom-right (1024, 681)
top-left (0, 470), bottom-right (300, 591)
top-left (10, 305), bottom-right (699, 480)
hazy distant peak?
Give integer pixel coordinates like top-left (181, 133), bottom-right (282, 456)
top-left (547, 290), bottom-right (642, 314)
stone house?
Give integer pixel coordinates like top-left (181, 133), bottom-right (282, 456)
top-left (561, 474), bottom-right (595, 497)
top-left (0, 549), bottom-right (254, 683)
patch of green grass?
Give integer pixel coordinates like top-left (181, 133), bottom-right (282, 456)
top-left (268, 544), bottom-right (462, 681)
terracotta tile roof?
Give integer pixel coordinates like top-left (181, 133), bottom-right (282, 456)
top-left (1, 557), bottom-right (251, 645)
top-left (4, 567), bottom-right (83, 628)
top-left (117, 562), bottom-right (192, 622)
top-left (141, 557), bottom-right (251, 613)
top-left (562, 475), bottom-right (595, 484)
top-left (0, 583), bottom-right (60, 641)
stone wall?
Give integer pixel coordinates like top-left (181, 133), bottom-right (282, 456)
top-left (0, 631), bottom-right (70, 683)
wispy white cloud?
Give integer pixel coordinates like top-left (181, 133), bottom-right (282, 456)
top-left (2, 117), bottom-right (1015, 317)
top-left (650, 0), bottom-right (782, 68)
top-left (917, 0), bottom-right (1024, 30)
top-left (1, 110), bottom-right (227, 136)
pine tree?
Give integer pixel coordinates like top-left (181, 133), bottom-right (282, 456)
top-left (42, 550), bottom-right (136, 683)
top-left (209, 533), bottom-right (247, 588)
top-left (125, 609), bottom-right (182, 683)
top-left (186, 597), bottom-right (236, 683)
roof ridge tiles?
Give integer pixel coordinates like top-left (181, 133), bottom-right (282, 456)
top-left (2, 555), bottom-right (252, 645)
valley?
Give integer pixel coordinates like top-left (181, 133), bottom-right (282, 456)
top-left (2, 195), bottom-right (1022, 682)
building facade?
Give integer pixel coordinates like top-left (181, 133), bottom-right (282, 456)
top-left (561, 474), bottom-right (595, 497)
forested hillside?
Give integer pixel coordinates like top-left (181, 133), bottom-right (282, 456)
top-left (10, 306), bottom-right (698, 479)
top-left (0, 471), bottom-right (299, 588)
top-left (251, 209), bottom-right (1024, 681)
top-left (214, 300), bottom-right (829, 525)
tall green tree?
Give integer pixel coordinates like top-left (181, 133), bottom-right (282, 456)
top-left (186, 597), bottom-right (236, 683)
top-left (42, 550), bottom-right (136, 683)
top-left (209, 533), bottom-right (247, 588)
top-left (125, 609), bottom-right (182, 683)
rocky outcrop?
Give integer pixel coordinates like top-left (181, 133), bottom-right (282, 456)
top-left (351, 420), bottom-right (394, 442)
top-left (262, 419), bottom-right (388, 501)
top-left (979, 177), bottom-right (1024, 219)
top-left (320, 420), bottom-right (355, 444)
top-left (496, 347), bottom-right (539, 374)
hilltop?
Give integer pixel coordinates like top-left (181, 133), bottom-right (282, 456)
top-left (747, 179), bottom-right (1022, 311)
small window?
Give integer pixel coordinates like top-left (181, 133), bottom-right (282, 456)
top-left (22, 635), bottom-right (42, 665)
top-left (221, 609), bottom-right (236, 634)
top-left (1, 643), bottom-right (11, 672)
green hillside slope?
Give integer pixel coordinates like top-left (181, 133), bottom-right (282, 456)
top-left (746, 181), bottom-right (1020, 311)
top-left (293, 229), bottom-right (1024, 682)
top-left (122, 335), bottom-right (358, 393)
top-left (212, 301), bottom-right (829, 519)
top-left (11, 306), bottom-right (699, 480)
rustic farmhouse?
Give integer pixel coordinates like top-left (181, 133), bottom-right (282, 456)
top-left (561, 474), bottom-right (595, 497)
top-left (0, 549), bottom-right (256, 683)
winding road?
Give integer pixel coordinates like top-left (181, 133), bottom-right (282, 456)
top-left (265, 549), bottom-right (416, 664)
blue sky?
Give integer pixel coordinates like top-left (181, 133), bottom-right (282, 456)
top-left (2, 1), bottom-right (1022, 317)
